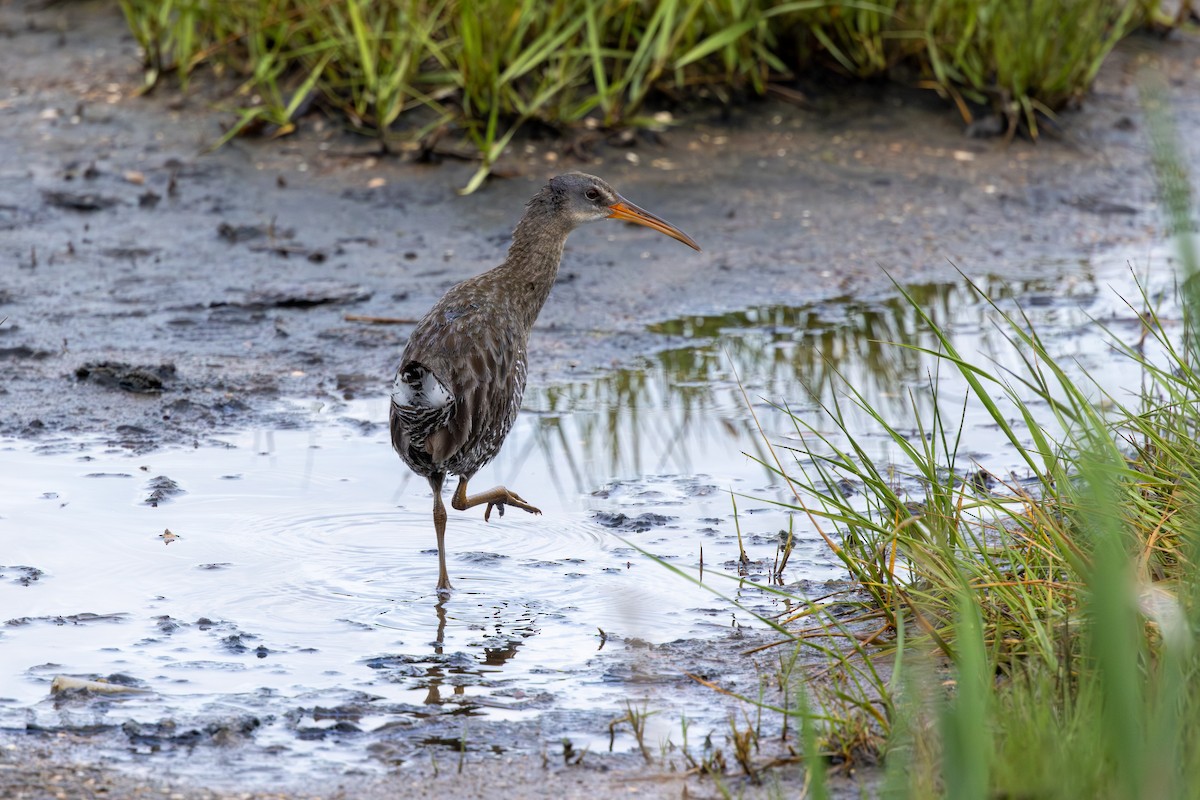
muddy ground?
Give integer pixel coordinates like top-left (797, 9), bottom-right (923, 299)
top-left (4, 3), bottom-right (1198, 453)
top-left (2, 0), bottom-right (1200, 797)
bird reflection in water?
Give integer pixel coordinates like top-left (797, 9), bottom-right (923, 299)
top-left (416, 595), bottom-right (537, 709)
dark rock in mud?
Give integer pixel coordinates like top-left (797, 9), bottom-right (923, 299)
top-left (100, 672), bottom-right (143, 688)
top-left (111, 425), bottom-right (158, 452)
top-left (235, 280), bottom-right (373, 309)
top-left (75, 361), bottom-right (176, 394)
top-left (297, 720), bottom-right (362, 739)
top-left (362, 658), bottom-right (426, 679)
top-left (41, 188), bottom-right (121, 211)
top-left (220, 633), bottom-right (257, 654)
top-left (0, 345), bottom-right (53, 360)
top-left (457, 551), bottom-right (509, 564)
top-left (158, 396), bottom-right (252, 428)
top-left (1064, 194), bottom-right (1138, 215)
top-left (62, 160), bottom-right (101, 181)
top-left (591, 511), bottom-right (676, 532)
top-left (122, 715), bottom-right (261, 749)
top-left (99, 245), bottom-right (160, 261)
top-left (0, 565), bottom-right (44, 586)
top-left (310, 705), bottom-right (366, 723)
top-left (217, 221), bottom-right (294, 243)
top-left (25, 722), bottom-right (115, 737)
top-left (143, 475), bottom-right (185, 505)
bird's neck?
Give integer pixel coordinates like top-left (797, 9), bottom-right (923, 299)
top-left (493, 197), bottom-right (573, 330)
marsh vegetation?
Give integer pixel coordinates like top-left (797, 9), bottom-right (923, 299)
top-left (696, 96), bottom-right (1200, 798)
top-left (118, 0), bottom-right (1179, 191)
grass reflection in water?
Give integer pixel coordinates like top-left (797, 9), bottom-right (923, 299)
top-left (522, 272), bottom-right (1100, 496)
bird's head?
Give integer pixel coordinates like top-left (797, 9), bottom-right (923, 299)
top-left (547, 172), bottom-right (701, 251)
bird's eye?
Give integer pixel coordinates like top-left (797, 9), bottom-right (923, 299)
top-left (585, 188), bottom-right (601, 201)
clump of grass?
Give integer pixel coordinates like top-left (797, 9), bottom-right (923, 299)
top-left (663, 90), bottom-right (1200, 797)
top-left (912, 0), bottom-right (1147, 137)
top-left (608, 699), bottom-right (655, 763)
top-left (118, 0), bottom-right (1167, 192)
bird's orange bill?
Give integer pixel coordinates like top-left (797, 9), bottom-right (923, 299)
top-left (608, 200), bottom-right (702, 251)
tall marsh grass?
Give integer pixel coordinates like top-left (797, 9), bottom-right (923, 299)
top-left (677, 93), bottom-right (1200, 797)
top-left (118, 0), bottom-right (1166, 191)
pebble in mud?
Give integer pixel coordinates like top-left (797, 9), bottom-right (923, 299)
top-left (75, 361), bottom-right (176, 394)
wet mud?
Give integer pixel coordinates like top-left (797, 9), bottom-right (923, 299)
top-left (2, 1), bottom-right (1200, 798)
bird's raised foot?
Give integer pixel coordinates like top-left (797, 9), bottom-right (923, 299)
top-left (483, 491), bottom-right (542, 522)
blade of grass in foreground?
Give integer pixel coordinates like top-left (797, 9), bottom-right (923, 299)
top-left (939, 586), bottom-right (990, 800)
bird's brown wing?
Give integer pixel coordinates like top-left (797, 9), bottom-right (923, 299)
top-left (399, 299), bottom-right (524, 473)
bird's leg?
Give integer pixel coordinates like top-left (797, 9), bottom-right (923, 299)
top-left (451, 475), bottom-right (542, 522)
top-left (430, 473), bottom-right (452, 593)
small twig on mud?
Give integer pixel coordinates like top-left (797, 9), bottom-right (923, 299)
top-left (458, 719), bottom-right (468, 774)
top-left (345, 313), bottom-right (421, 325)
top-left (685, 672), bottom-right (739, 698)
top-left (765, 83), bottom-right (812, 108)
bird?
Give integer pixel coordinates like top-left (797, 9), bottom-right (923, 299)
top-left (389, 172), bottom-right (701, 593)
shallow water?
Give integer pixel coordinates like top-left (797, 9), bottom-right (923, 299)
top-left (0, 246), bottom-right (1181, 785)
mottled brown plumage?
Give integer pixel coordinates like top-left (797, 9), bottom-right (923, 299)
top-left (390, 172), bottom-right (700, 593)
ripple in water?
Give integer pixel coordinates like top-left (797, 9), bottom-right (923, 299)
top-left (0, 423), bottom-right (798, 750)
